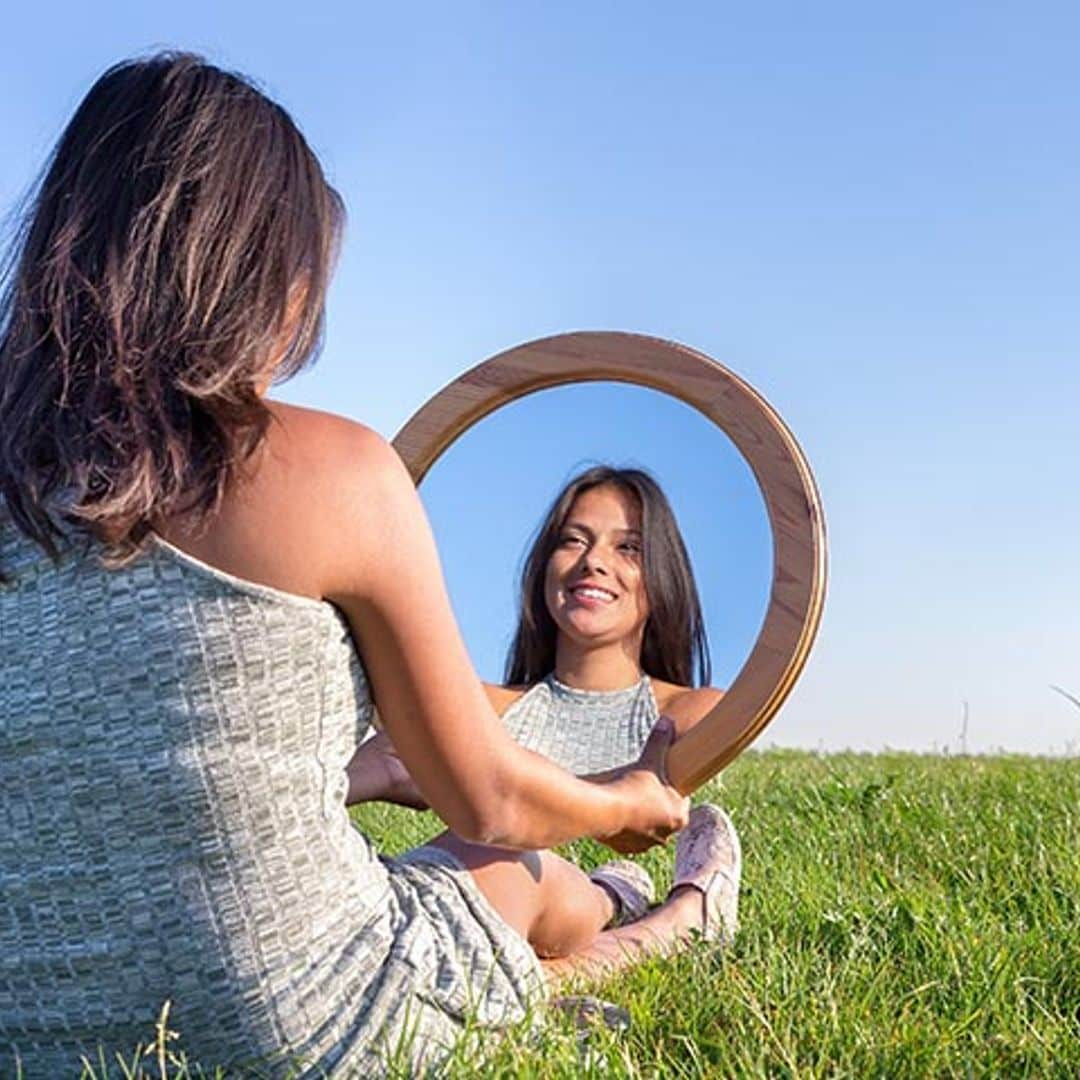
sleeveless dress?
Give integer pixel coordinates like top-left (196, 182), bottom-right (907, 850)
top-left (500, 674), bottom-right (659, 775)
top-left (0, 525), bottom-right (543, 1078)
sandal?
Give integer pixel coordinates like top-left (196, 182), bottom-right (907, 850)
top-left (552, 994), bottom-right (631, 1032)
top-left (588, 859), bottom-right (655, 927)
top-left (669, 803), bottom-right (742, 943)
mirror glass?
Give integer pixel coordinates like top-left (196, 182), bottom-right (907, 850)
top-left (420, 381), bottom-right (773, 692)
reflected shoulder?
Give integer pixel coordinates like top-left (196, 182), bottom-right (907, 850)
top-left (650, 680), bottom-right (725, 737)
top-left (485, 683), bottom-right (529, 717)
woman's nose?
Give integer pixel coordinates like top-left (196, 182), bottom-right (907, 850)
top-left (580, 547), bottom-right (610, 575)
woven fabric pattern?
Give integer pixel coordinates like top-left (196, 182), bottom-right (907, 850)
top-left (0, 524), bottom-right (542, 1078)
top-left (502, 674), bottom-right (659, 774)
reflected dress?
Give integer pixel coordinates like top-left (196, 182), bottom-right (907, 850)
top-left (500, 674), bottom-right (660, 775)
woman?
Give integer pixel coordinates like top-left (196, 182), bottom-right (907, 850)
top-left (0, 54), bottom-right (738, 1076)
top-left (499, 463), bottom-right (721, 773)
top-left (350, 467), bottom-right (731, 929)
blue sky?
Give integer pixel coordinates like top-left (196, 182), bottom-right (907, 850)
top-left (3, 3), bottom-right (1078, 752)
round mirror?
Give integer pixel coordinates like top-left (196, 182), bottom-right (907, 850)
top-left (393, 331), bottom-right (827, 792)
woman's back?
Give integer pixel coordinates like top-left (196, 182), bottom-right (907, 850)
top-left (0, 53), bottom-right (693, 1074)
top-left (0, 519), bottom-right (395, 1072)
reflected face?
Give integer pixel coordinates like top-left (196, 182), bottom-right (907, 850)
top-left (543, 484), bottom-right (650, 651)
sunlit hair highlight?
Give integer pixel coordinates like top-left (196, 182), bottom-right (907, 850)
top-left (504, 465), bottom-right (711, 687)
top-left (0, 52), bottom-right (344, 571)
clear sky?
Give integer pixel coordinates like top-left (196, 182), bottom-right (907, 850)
top-left (3, 2), bottom-right (1078, 754)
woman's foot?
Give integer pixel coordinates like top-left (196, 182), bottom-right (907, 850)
top-left (589, 859), bottom-right (655, 927)
top-left (668, 804), bottom-right (741, 943)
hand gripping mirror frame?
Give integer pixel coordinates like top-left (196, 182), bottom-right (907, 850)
top-left (392, 331), bottom-right (828, 793)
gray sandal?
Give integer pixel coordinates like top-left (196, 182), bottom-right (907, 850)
top-left (589, 859), bottom-right (655, 927)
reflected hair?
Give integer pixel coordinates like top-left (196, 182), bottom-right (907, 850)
top-left (0, 52), bottom-right (344, 572)
top-left (504, 465), bottom-right (711, 687)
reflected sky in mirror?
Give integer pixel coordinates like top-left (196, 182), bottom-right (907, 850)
top-left (420, 382), bottom-right (772, 688)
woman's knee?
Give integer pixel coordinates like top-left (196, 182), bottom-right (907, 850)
top-left (424, 833), bottom-right (611, 958)
top-left (523, 855), bottom-right (614, 958)
top-left (425, 831), bottom-right (544, 937)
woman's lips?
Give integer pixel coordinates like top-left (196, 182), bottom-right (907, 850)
top-left (568, 584), bottom-right (616, 604)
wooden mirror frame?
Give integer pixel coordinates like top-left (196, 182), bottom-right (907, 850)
top-left (392, 331), bottom-right (827, 793)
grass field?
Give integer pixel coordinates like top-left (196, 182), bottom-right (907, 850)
top-left (76, 750), bottom-right (1079, 1078)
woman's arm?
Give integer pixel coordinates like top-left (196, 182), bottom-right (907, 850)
top-left (345, 683), bottom-right (525, 808)
top-left (276, 406), bottom-right (685, 850)
top-left (344, 683), bottom-right (724, 805)
top-left (346, 730), bottom-right (429, 809)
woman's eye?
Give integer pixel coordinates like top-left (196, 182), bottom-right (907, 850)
top-left (620, 542), bottom-right (642, 555)
top-left (559, 534), bottom-right (586, 548)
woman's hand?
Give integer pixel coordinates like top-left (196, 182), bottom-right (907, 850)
top-left (346, 731), bottom-right (429, 810)
top-left (595, 717), bottom-right (690, 854)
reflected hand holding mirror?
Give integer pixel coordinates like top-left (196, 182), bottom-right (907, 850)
top-left (393, 332), bottom-right (827, 794)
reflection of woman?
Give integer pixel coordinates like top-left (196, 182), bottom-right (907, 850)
top-left (351, 465), bottom-right (737, 932)
top-left (353, 465), bottom-right (723, 786)
top-left (0, 55), bottom-right (737, 1075)
top-left (499, 464), bottom-right (721, 772)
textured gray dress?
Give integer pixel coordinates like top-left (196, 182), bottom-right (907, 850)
top-left (501, 675), bottom-right (659, 775)
top-left (0, 523), bottom-right (543, 1078)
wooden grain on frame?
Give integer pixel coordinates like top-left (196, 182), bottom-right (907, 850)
top-left (392, 331), bottom-right (827, 793)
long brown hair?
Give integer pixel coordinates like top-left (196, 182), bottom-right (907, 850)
top-left (504, 466), bottom-right (711, 687)
top-left (0, 52), bottom-right (343, 573)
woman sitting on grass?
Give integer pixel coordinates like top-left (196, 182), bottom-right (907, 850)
top-left (0, 53), bottom-right (740, 1077)
top-left (350, 465), bottom-right (737, 929)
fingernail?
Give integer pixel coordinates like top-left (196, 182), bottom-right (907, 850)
top-left (656, 717), bottom-right (672, 734)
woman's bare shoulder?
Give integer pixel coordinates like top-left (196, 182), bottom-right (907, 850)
top-left (484, 683), bottom-right (530, 717)
top-left (264, 401), bottom-right (393, 479)
top-left (262, 400), bottom-right (414, 545)
top-left (650, 678), bottom-right (724, 737)
top-left (167, 402), bottom-right (412, 601)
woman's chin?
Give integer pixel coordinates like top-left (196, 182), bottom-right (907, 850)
top-left (558, 616), bottom-right (632, 649)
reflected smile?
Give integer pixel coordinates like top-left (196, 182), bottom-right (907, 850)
top-left (569, 584), bottom-right (617, 603)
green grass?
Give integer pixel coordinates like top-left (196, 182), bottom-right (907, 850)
top-left (71, 751), bottom-right (1079, 1078)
